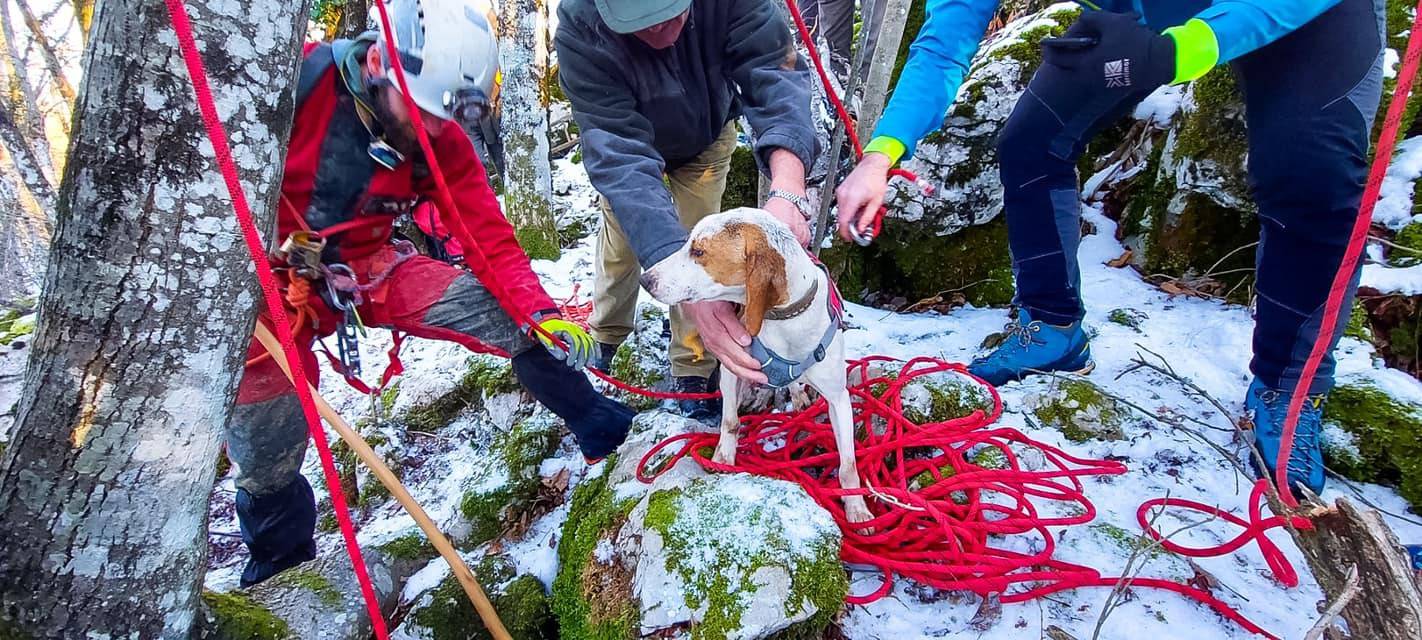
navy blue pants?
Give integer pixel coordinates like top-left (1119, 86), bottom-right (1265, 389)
top-left (998, 0), bottom-right (1384, 393)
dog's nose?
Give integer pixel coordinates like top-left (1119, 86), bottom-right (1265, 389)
top-left (639, 272), bottom-right (659, 294)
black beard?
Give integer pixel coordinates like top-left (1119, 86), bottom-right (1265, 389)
top-left (369, 85), bottom-right (421, 157)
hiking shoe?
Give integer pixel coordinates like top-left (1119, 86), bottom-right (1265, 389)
top-left (674, 374), bottom-right (720, 423)
top-left (1245, 378), bottom-right (1326, 499)
top-left (591, 341), bottom-right (620, 372)
top-left (968, 309), bottom-right (1093, 386)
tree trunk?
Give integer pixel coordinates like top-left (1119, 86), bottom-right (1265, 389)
top-left (1293, 498), bottom-right (1422, 640)
top-left (13, 0), bottom-right (76, 106)
top-left (0, 0), bottom-right (58, 206)
top-left (0, 0), bottom-right (308, 635)
top-left (0, 154), bottom-right (47, 304)
top-left (336, 0), bottom-right (369, 40)
top-left (855, 0), bottom-right (913, 143)
top-left (497, 0), bottom-right (559, 261)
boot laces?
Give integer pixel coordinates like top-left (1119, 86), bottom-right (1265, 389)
top-left (1257, 389), bottom-right (1325, 479)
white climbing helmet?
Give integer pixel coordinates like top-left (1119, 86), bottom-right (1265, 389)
top-left (374, 0), bottom-right (501, 123)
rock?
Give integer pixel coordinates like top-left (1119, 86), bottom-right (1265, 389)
top-left (1023, 378), bottom-right (1128, 443)
top-left (899, 369), bottom-right (995, 423)
top-left (603, 304), bottom-right (673, 413)
top-left (454, 414), bottom-right (564, 548)
top-left (399, 354), bottom-right (523, 433)
top-left (395, 555), bottom-right (554, 640)
top-left (1323, 382), bottom-right (1422, 507)
top-left (823, 5), bottom-right (1082, 307)
top-left (198, 548), bottom-right (408, 640)
top-left (553, 412), bottom-right (848, 640)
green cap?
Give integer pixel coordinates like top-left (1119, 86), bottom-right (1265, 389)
top-left (595, 0), bottom-right (691, 33)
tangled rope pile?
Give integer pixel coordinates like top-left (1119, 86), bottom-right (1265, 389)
top-left (638, 357), bottom-right (1280, 637)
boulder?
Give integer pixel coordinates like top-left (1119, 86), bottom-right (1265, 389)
top-left (553, 413), bottom-right (849, 640)
top-left (393, 555), bottom-right (554, 640)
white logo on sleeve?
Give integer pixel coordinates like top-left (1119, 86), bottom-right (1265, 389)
top-left (1104, 59), bottom-right (1131, 88)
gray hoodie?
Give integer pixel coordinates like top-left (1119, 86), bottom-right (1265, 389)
top-left (555, 0), bottom-right (819, 268)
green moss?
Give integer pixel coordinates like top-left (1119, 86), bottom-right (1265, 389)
top-left (723, 144), bottom-right (760, 211)
top-left (470, 357), bottom-right (520, 396)
top-left (271, 569), bottom-right (341, 607)
top-left (1323, 383), bottom-right (1422, 506)
top-left (411, 556), bottom-right (552, 640)
top-left (905, 375), bottom-right (994, 423)
top-left (823, 215), bottom-right (1013, 308)
top-left (516, 226), bottom-right (562, 262)
top-left (317, 511), bottom-right (339, 534)
top-left (1174, 67), bottom-right (1248, 162)
top-left (359, 476), bottom-right (393, 507)
top-left (1107, 308), bottom-right (1145, 330)
top-left (201, 590), bottom-right (293, 639)
top-left (986, 12), bottom-right (1078, 83)
top-left (0, 310), bottom-right (34, 347)
top-left (1344, 300), bottom-right (1374, 342)
top-left (1029, 379), bottom-right (1125, 443)
top-left (457, 419), bottom-right (561, 546)
top-left (552, 459), bottom-right (641, 640)
top-left (547, 63), bottom-right (566, 103)
top-left (1375, 0), bottom-right (1422, 146)
top-left (404, 357), bottom-right (521, 431)
top-left (380, 383), bottom-right (400, 416)
top-left (1392, 222), bottom-right (1422, 267)
top-left (610, 343), bottom-right (664, 412)
top-left (971, 446), bottom-right (1009, 470)
top-left (642, 480), bottom-right (846, 640)
top-left (378, 533), bottom-right (437, 562)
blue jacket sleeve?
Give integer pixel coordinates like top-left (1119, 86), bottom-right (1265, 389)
top-left (870, 0), bottom-right (999, 160)
top-left (1194, 0), bottom-right (1346, 63)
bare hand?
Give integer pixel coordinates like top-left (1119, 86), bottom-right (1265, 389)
top-left (836, 153), bottom-right (892, 242)
top-left (763, 196), bottom-right (812, 247)
top-left (681, 300), bottom-right (767, 385)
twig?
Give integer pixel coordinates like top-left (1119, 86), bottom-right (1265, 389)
top-left (1093, 497), bottom-right (1220, 640)
top-left (1203, 242), bottom-right (1260, 280)
top-left (1302, 564), bottom-right (1361, 640)
top-left (1369, 234), bottom-right (1422, 256)
top-left (1326, 468), bottom-right (1422, 528)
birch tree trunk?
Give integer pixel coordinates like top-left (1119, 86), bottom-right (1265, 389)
top-left (0, 1), bottom-right (57, 208)
top-left (0, 0), bottom-right (308, 635)
top-left (497, 0), bottom-right (559, 260)
top-left (855, 0), bottom-right (912, 143)
top-left (337, 0), bottom-right (369, 40)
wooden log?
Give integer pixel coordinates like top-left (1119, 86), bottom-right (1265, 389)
top-left (1293, 497), bottom-right (1422, 640)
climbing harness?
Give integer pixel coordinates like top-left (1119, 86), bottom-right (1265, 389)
top-left (749, 261), bottom-right (846, 388)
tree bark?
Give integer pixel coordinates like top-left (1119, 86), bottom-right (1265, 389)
top-left (0, 155), bottom-right (47, 304)
top-left (855, 0), bottom-right (913, 143)
top-left (0, 0), bottom-right (309, 636)
top-left (0, 0), bottom-right (57, 203)
top-left (336, 0), bottom-right (369, 40)
top-left (13, 0), bottom-right (76, 105)
top-left (0, 100), bottom-right (55, 219)
top-left (497, 0), bottom-right (559, 260)
top-left (1293, 498), bottom-right (1422, 640)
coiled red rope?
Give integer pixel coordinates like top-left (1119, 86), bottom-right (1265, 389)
top-left (637, 357), bottom-right (1278, 637)
top-left (159, 1), bottom-right (390, 636)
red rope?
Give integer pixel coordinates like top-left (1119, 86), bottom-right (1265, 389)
top-left (781, 0), bottom-right (930, 242)
top-left (159, 1), bottom-right (389, 636)
top-left (636, 357), bottom-right (1278, 637)
top-left (1274, 0), bottom-right (1422, 509)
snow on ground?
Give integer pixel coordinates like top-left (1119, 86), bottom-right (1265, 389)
top-left (197, 151), bottom-right (1422, 638)
top-left (1372, 136), bottom-right (1422, 231)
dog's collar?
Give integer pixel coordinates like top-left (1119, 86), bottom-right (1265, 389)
top-left (764, 279), bottom-right (818, 321)
top-left (749, 266), bottom-right (845, 389)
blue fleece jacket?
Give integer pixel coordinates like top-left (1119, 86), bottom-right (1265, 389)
top-left (875, 0), bottom-right (1346, 160)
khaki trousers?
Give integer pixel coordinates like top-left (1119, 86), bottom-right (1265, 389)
top-left (590, 122), bottom-right (738, 378)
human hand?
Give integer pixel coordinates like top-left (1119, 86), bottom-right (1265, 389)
top-left (836, 152), bottom-right (892, 243)
top-left (681, 300), bottom-right (767, 385)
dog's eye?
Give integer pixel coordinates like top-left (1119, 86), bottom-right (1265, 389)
top-left (689, 247), bottom-right (705, 258)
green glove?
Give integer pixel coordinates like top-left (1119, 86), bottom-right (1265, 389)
top-left (532, 316), bottom-right (595, 370)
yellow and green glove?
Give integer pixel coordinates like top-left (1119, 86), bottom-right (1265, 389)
top-left (529, 313), bottom-right (596, 371)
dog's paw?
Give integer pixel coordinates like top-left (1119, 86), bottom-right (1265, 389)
top-left (843, 496), bottom-right (874, 534)
top-left (711, 444), bottom-right (737, 466)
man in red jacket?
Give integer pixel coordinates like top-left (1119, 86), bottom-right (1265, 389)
top-left (228, 0), bottom-right (634, 587)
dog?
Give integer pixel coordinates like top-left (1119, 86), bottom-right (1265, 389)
top-left (640, 207), bottom-right (873, 526)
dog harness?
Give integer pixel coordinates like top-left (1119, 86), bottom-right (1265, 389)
top-left (748, 260), bottom-right (846, 388)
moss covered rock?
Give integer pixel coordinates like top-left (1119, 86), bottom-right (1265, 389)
top-left (554, 412), bottom-right (847, 640)
top-left (197, 591), bottom-right (293, 640)
top-left (402, 355), bottom-right (521, 432)
top-left (601, 304), bottom-right (672, 412)
top-left (1322, 382), bottom-right (1422, 506)
top-left (899, 370), bottom-right (996, 423)
top-left (401, 555), bottom-right (554, 640)
top-left (456, 416), bottom-right (564, 547)
top-left (1024, 379), bottom-right (1127, 443)
top-left (723, 144), bottom-right (760, 211)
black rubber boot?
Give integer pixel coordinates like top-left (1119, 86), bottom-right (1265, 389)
top-left (513, 347), bottom-right (635, 461)
top-left (674, 372), bottom-right (720, 424)
top-left (591, 341), bottom-right (620, 373)
top-left (236, 475), bottom-right (318, 587)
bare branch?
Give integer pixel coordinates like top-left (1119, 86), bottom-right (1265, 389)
top-left (13, 0), bottom-right (75, 104)
top-left (1304, 565), bottom-right (1362, 640)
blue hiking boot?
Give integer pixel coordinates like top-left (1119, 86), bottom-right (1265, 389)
top-left (1245, 378), bottom-right (1326, 499)
top-left (968, 309), bottom-right (1094, 386)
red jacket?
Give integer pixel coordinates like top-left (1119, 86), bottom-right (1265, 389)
top-left (280, 42), bottom-right (556, 319)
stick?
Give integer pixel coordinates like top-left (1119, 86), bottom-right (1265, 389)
top-left (1303, 565), bottom-right (1361, 640)
top-left (253, 323), bottom-right (512, 640)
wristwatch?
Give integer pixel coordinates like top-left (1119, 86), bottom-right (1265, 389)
top-left (767, 189), bottom-right (814, 221)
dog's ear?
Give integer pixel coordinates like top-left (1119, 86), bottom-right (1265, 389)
top-left (742, 227), bottom-right (788, 337)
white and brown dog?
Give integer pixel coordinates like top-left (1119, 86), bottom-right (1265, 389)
top-left (640, 208), bottom-right (873, 526)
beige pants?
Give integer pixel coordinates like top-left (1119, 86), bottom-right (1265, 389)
top-left (590, 122), bottom-right (739, 379)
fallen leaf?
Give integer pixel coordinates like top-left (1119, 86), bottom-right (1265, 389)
top-left (1107, 249), bottom-right (1134, 268)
